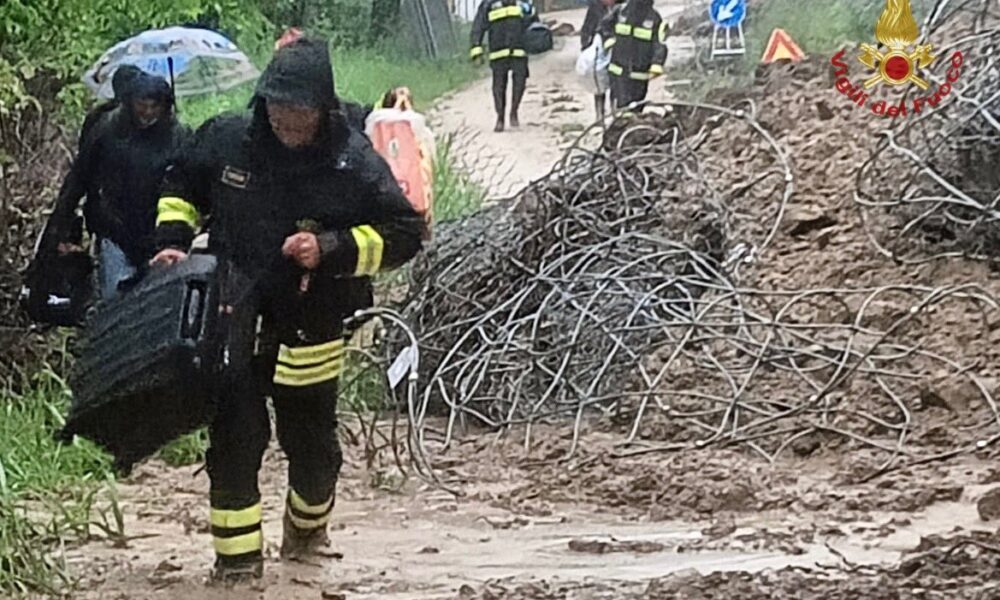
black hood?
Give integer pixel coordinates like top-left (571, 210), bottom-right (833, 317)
top-left (113, 65), bottom-right (174, 105)
top-left (111, 65), bottom-right (175, 128)
top-left (252, 36), bottom-right (339, 111)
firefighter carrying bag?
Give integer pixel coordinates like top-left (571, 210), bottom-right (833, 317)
top-left (61, 254), bottom-right (244, 474)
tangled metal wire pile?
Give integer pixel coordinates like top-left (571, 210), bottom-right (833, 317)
top-left (855, 0), bottom-right (1000, 263)
top-left (390, 93), bottom-right (1000, 482)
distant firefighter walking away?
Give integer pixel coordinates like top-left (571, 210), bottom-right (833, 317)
top-left (599, 0), bottom-right (668, 110)
top-left (470, 0), bottom-right (539, 132)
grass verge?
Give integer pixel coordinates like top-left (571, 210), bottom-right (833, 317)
top-left (0, 368), bottom-right (116, 596)
top-left (178, 45), bottom-right (478, 128)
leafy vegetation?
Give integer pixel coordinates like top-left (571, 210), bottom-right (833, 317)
top-left (1, 0), bottom-right (482, 593)
top-left (0, 367), bottom-right (117, 595)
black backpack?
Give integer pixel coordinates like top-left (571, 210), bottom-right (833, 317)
top-left (525, 22), bottom-right (554, 54)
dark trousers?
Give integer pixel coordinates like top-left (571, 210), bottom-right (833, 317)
top-left (610, 75), bottom-right (649, 111)
top-left (594, 92), bottom-right (609, 121)
top-left (207, 312), bottom-right (344, 567)
top-left (491, 57), bottom-right (529, 120)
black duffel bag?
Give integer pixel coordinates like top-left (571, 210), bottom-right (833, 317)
top-left (525, 21), bottom-right (554, 55)
top-left (21, 216), bottom-right (95, 328)
top-left (61, 254), bottom-right (253, 474)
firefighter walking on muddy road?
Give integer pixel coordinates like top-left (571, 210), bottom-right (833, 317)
top-left (470, 0), bottom-right (537, 132)
top-left (599, 0), bottom-right (668, 111)
top-left (149, 36), bottom-right (424, 585)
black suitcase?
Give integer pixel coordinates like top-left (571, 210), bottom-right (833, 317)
top-left (61, 254), bottom-right (240, 473)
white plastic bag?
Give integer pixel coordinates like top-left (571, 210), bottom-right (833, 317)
top-left (575, 34), bottom-right (610, 95)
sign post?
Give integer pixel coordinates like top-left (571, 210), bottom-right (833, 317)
top-left (709, 0), bottom-right (747, 59)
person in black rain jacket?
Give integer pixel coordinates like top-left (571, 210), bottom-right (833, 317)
top-left (149, 36), bottom-right (423, 584)
top-left (580, 0), bottom-right (621, 121)
top-left (39, 65), bottom-right (189, 301)
top-left (598, 0), bottom-right (668, 110)
top-left (470, 0), bottom-right (537, 131)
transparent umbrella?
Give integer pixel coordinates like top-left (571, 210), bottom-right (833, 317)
top-left (82, 26), bottom-right (260, 99)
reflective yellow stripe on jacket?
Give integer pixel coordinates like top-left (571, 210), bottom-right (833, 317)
top-left (156, 196), bottom-right (200, 228)
top-left (608, 64), bottom-right (663, 80)
top-left (488, 5), bottom-right (522, 20)
top-left (614, 23), bottom-right (653, 40)
top-left (489, 48), bottom-right (527, 60)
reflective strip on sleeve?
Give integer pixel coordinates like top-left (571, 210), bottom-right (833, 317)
top-left (210, 503), bottom-right (262, 529)
top-left (632, 27), bottom-right (653, 40)
top-left (156, 196), bottom-right (199, 228)
top-left (470, 46), bottom-right (484, 58)
top-left (488, 5), bottom-right (522, 20)
top-left (658, 21), bottom-right (668, 43)
top-left (629, 70), bottom-right (653, 80)
top-left (603, 37), bottom-right (616, 49)
top-left (213, 530), bottom-right (263, 556)
top-left (649, 64), bottom-right (664, 76)
top-left (608, 63), bottom-right (624, 75)
top-left (350, 225), bottom-right (385, 276)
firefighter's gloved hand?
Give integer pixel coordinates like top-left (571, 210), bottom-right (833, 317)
top-left (150, 248), bottom-right (188, 267)
top-left (282, 232), bottom-right (320, 270)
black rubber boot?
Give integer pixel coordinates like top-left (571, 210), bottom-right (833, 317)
top-left (280, 510), bottom-right (334, 560)
top-left (208, 555), bottom-right (263, 587)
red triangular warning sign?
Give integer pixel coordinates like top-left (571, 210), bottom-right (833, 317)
top-left (761, 28), bottom-right (805, 64)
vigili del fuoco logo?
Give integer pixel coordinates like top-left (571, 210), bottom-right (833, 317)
top-left (830, 0), bottom-right (965, 118)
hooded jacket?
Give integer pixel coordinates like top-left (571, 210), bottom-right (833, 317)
top-left (581, 0), bottom-right (621, 50)
top-left (154, 37), bottom-right (424, 325)
top-left (45, 65), bottom-right (190, 266)
top-left (599, 0), bottom-right (669, 80)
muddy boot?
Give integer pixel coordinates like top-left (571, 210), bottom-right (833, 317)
top-left (208, 555), bottom-right (263, 587)
top-left (509, 112), bottom-right (520, 129)
top-left (494, 116), bottom-right (504, 132)
top-left (280, 510), bottom-right (333, 560)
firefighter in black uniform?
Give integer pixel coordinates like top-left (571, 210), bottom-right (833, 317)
top-left (580, 0), bottom-right (621, 121)
top-left (149, 37), bottom-right (423, 583)
top-left (598, 0), bottom-right (668, 111)
top-left (37, 65), bottom-right (189, 302)
top-left (470, 0), bottom-right (536, 132)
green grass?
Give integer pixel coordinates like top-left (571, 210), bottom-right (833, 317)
top-left (432, 133), bottom-right (487, 222)
top-left (177, 45), bottom-right (478, 129)
top-left (0, 368), bottom-right (116, 596)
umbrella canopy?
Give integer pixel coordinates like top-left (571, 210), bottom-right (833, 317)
top-left (83, 26), bottom-right (260, 99)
